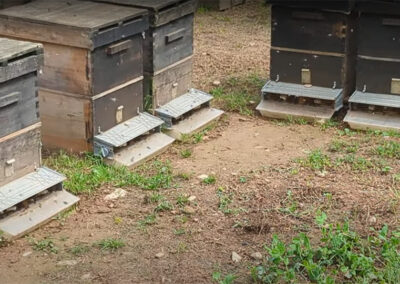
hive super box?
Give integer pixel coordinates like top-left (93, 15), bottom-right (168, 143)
top-left (90, 0), bottom-right (196, 108)
top-left (0, 0), bottom-right (149, 152)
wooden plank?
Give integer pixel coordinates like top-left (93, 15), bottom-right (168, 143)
top-left (0, 123), bottom-right (41, 187)
top-left (38, 43), bottom-right (90, 95)
top-left (39, 88), bottom-right (92, 153)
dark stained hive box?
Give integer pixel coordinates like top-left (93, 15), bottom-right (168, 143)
top-left (270, 5), bottom-right (357, 98)
top-left (0, 38), bottom-right (42, 138)
top-left (199, 0), bottom-right (246, 11)
top-left (0, 0), bottom-right (149, 152)
top-left (90, 0), bottom-right (196, 108)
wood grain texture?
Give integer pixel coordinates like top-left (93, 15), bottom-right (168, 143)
top-left (0, 123), bottom-right (41, 187)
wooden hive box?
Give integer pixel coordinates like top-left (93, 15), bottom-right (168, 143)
top-left (199, 0), bottom-right (246, 11)
top-left (0, 37), bottom-right (42, 138)
top-left (90, 0), bottom-right (196, 108)
top-left (0, 0), bottom-right (149, 152)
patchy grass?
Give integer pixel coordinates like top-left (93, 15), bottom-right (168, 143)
top-left (154, 201), bottom-right (174, 213)
top-left (45, 152), bottom-right (174, 194)
top-left (180, 123), bottom-right (216, 144)
top-left (375, 141), bottom-right (400, 159)
top-left (203, 175), bottom-right (217, 185)
top-left (296, 149), bottom-right (331, 171)
top-left (138, 214), bottom-right (157, 229)
top-left (30, 238), bottom-right (58, 254)
top-left (210, 74), bottom-right (263, 116)
top-left (212, 271), bottom-right (237, 284)
top-left (216, 187), bottom-right (234, 215)
top-left (69, 244), bottom-right (90, 255)
top-left (176, 194), bottom-right (190, 207)
top-left (252, 216), bottom-right (400, 284)
top-left (96, 238), bottom-right (125, 252)
top-left (180, 149), bottom-right (192, 158)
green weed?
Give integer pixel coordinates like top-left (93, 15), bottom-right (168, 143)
top-left (69, 244), bottom-right (90, 255)
top-left (212, 271), bottom-right (237, 284)
top-left (148, 193), bottom-right (165, 203)
top-left (320, 119), bottom-right (339, 131)
top-left (239, 176), bottom-right (247, 183)
top-left (154, 201), bottom-right (174, 212)
top-left (375, 141), bottom-right (400, 159)
top-left (174, 228), bottom-right (186, 236)
top-left (176, 194), bottom-right (189, 207)
top-left (216, 187), bottom-right (234, 215)
top-left (30, 238), bottom-right (58, 254)
top-left (251, 216), bottom-right (400, 284)
top-left (335, 154), bottom-right (374, 171)
top-left (138, 214), bottom-right (157, 228)
top-left (45, 152), bottom-right (174, 194)
top-left (203, 175), bottom-right (217, 185)
top-left (296, 150), bottom-right (331, 171)
top-left (97, 238), bottom-right (125, 251)
top-left (180, 149), bottom-right (192, 158)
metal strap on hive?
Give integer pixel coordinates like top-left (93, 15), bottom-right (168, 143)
top-left (0, 167), bottom-right (66, 213)
top-left (262, 80), bottom-right (343, 101)
top-left (155, 89), bottom-right (213, 127)
top-left (349, 90), bottom-right (400, 108)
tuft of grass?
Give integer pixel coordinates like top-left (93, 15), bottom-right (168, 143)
top-left (216, 187), bottom-right (234, 215)
top-left (138, 214), bottom-right (157, 229)
top-left (180, 149), bottom-right (192, 158)
top-left (203, 175), bottom-right (217, 185)
top-left (329, 140), bottom-right (359, 153)
top-left (320, 119), bottom-right (339, 131)
top-left (296, 149), bottom-right (331, 171)
top-left (375, 141), bottom-right (400, 159)
top-left (45, 152), bottom-right (174, 194)
top-left (212, 271), bottom-right (238, 284)
top-left (30, 238), bottom-right (58, 254)
top-left (252, 216), bottom-right (400, 284)
top-left (97, 238), bottom-right (125, 252)
top-left (69, 244), bottom-right (90, 255)
top-left (335, 154), bottom-right (374, 172)
top-left (174, 228), bottom-right (186, 236)
top-left (154, 201), bottom-right (174, 212)
top-left (176, 194), bottom-right (189, 207)
top-left (148, 193), bottom-right (165, 203)
top-left (239, 176), bottom-right (247, 183)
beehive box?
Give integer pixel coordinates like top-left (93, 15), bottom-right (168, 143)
top-left (0, 38), bottom-right (42, 138)
top-left (0, 0), bottom-right (149, 152)
top-left (90, 0), bottom-right (196, 108)
top-left (199, 0), bottom-right (246, 11)
top-left (345, 0), bottom-right (400, 131)
top-left (0, 123), bottom-right (41, 187)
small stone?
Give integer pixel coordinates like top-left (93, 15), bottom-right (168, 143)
top-left (183, 206), bottom-right (196, 215)
top-left (369, 216), bottom-right (377, 224)
top-left (239, 117), bottom-right (249, 122)
top-left (249, 100), bottom-right (256, 104)
top-left (188, 196), bottom-right (197, 202)
top-left (316, 171), bottom-right (327, 177)
top-left (222, 168), bottom-right (227, 171)
top-left (212, 80), bottom-right (221, 86)
top-left (231, 172), bottom-right (237, 176)
top-left (254, 132), bottom-right (260, 137)
top-left (81, 273), bottom-right (91, 280)
top-left (155, 252), bottom-right (165, 259)
top-left (232, 252), bottom-right (242, 263)
top-left (22, 251), bottom-right (32, 257)
top-left (104, 188), bottom-right (127, 201)
top-left (197, 174), bottom-right (208, 180)
top-left (251, 252), bottom-right (263, 260)
top-left (57, 260), bottom-right (78, 266)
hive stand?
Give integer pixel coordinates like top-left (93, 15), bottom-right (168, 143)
top-left (0, 167), bottom-right (79, 240)
top-left (94, 112), bottom-right (174, 167)
top-left (155, 89), bottom-right (224, 140)
top-left (257, 81), bottom-right (343, 123)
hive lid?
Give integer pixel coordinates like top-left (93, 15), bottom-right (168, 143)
top-left (0, 38), bottom-right (41, 65)
top-left (0, 0), bottom-right (148, 49)
top-left (92, 0), bottom-right (196, 27)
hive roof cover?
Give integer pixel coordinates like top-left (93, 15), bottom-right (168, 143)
top-left (0, 38), bottom-right (41, 64)
top-left (0, 0), bottom-right (147, 30)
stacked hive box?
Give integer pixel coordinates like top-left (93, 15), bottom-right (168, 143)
top-left (0, 0), bottom-right (175, 167)
top-left (199, 0), bottom-right (246, 11)
top-left (258, 1), bottom-right (357, 122)
top-left (0, 38), bottom-right (79, 239)
top-left (345, 0), bottom-right (400, 131)
top-left (90, 0), bottom-right (224, 140)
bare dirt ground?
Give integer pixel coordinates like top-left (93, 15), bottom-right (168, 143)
top-left (1, 1), bottom-right (400, 284)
